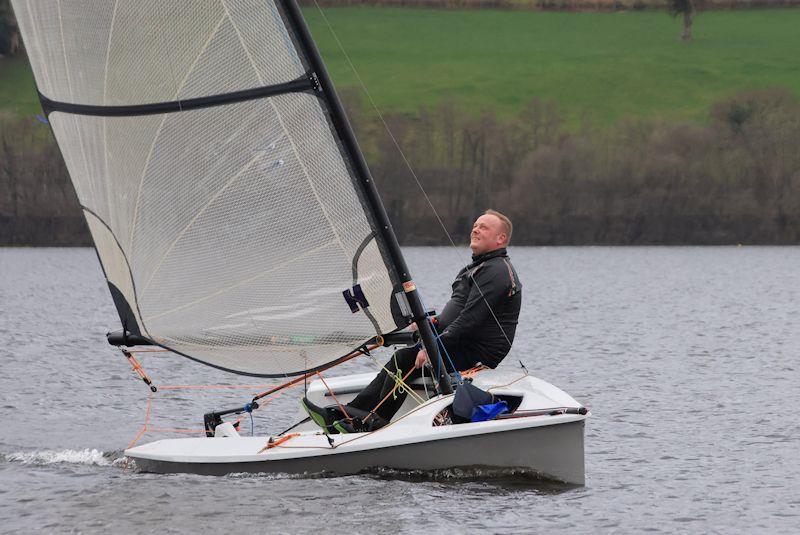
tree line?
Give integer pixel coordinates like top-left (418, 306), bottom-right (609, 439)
top-left (351, 87), bottom-right (800, 245)
top-left (0, 112), bottom-right (86, 245)
top-left (2, 87), bottom-right (799, 246)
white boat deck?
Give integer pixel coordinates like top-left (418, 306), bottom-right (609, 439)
top-left (126, 369), bottom-right (588, 484)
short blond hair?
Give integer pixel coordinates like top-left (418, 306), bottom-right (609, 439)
top-left (484, 209), bottom-right (512, 245)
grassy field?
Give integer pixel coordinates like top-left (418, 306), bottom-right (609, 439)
top-left (303, 0), bottom-right (800, 9)
top-left (0, 55), bottom-right (38, 118)
top-left (2, 7), bottom-right (800, 126)
top-left (305, 7), bottom-right (800, 125)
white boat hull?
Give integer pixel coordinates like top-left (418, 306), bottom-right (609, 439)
top-left (126, 370), bottom-right (589, 484)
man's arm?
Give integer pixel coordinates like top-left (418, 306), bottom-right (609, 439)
top-left (437, 264), bottom-right (509, 348)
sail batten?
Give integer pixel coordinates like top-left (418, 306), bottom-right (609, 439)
top-left (39, 77), bottom-right (316, 117)
top-left (14, 0), bottom-right (404, 376)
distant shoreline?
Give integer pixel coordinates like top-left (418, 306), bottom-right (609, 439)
top-left (298, 0), bottom-right (800, 12)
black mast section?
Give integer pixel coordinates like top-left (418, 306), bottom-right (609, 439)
top-left (280, 0), bottom-right (452, 395)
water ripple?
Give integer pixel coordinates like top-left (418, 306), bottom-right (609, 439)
top-left (1, 246), bottom-right (799, 533)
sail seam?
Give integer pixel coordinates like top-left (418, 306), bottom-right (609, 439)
top-left (221, 1), bottom-right (352, 376)
top-left (55, 0), bottom-right (73, 102)
top-left (57, 0), bottom-right (99, 221)
top-left (221, 0), bottom-right (351, 289)
top-left (140, 151), bottom-right (264, 294)
top-left (220, 0), bottom-right (264, 88)
top-left (23, 6), bottom-right (49, 90)
top-left (101, 0), bottom-right (118, 107)
top-left (145, 240), bottom-right (341, 323)
top-left (101, 0), bottom-right (119, 237)
top-left (126, 12), bottom-right (230, 259)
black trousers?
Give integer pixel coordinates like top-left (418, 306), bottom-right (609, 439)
top-left (347, 344), bottom-right (476, 423)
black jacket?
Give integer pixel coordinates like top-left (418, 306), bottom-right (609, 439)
top-left (436, 247), bottom-right (522, 367)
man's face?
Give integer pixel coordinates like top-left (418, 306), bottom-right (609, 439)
top-left (470, 214), bottom-right (506, 255)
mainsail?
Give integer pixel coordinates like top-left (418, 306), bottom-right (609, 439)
top-left (13, 0), bottom-right (407, 376)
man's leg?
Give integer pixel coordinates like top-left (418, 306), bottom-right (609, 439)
top-left (347, 346), bottom-right (421, 423)
top-left (304, 342), bottom-right (484, 433)
top-left (302, 346), bottom-right (421, 434)
top-left (437, 338), bottom-right (488, 373)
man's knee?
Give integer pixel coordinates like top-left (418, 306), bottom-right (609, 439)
top-left (387, 346), bottom-right (419, 372)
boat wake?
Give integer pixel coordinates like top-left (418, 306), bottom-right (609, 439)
top-left (214, 466), bottom-right (577, 491)
top-left (218, 464), bottom-right (577, 490)
top-left (1, 448), bottom-right (124, 467)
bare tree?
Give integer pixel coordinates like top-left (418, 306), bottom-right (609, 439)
top-left (666, 0), bottom-right (704, 42)
top-left (0, 0), bottom-right (21, 56)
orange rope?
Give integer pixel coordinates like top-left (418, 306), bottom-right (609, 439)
top-left (123, 349), bottom-right (156, 391)
top-left (126, 394), bottom-right (153, 450)
top-left (124, 377), bottom-right (301, 446)
top-left (123, 343), bottom-right (383, 451)
top-left (315, 372), bottom-right (351, 419)
top-left (258, 433), bottom-right (301, 453)
top-left (251, 383), bottom-right (295, 409)
top-left (460, 364), bottom-right (489, 378)
top-left (252, 343), bottom-right (378, 403)
top-left (157, 384), bottom-right (274, 391)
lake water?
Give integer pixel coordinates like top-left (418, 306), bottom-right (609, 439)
top-left (1, 246), bottom-right (798, 533)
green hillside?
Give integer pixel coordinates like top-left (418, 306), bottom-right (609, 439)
top-left (2, 7), bottom-right (800, 126)
top-left (305, 7), bottom-right (800, 125)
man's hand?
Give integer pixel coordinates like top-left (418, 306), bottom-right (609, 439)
top-left (414, 348), bottom-right (429, 369)
top-left (410, 316), bottom-right (437, 332)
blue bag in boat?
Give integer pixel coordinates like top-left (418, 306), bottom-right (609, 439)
top-left (452, 381), bottom-right (495, 422)
top-left (471, 400), bottom-right (509, 422)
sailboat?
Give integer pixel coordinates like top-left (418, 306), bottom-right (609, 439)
top-left (13, 0), bottom-right (588, 484)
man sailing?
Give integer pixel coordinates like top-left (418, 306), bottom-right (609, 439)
top-left (303, 209), bottom-right (522, 433)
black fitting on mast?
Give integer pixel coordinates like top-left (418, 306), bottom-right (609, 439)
top-left (279, 0), bottom-right (452, 394)
top-left (308, 72), bottom-right (322, 92)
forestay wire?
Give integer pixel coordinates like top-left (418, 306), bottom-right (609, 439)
top-left (310, 2), bottom-right (515, 352)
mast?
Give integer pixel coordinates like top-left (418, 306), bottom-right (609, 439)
top-left (280, 0), bottom-right (453, 394)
